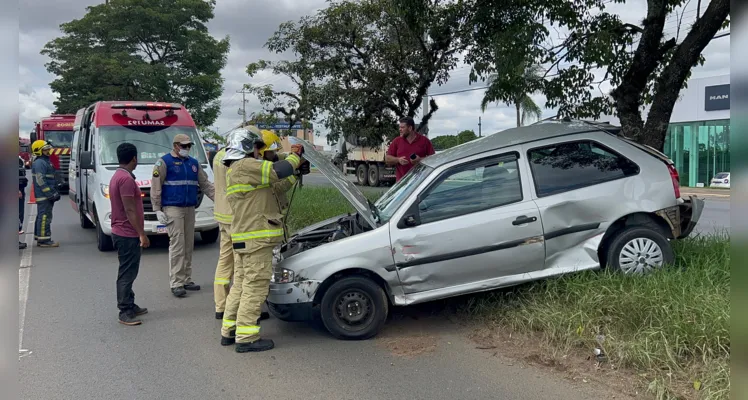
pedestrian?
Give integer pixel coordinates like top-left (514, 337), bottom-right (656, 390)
top-left (19, 156), bottom-right (28, 250)
top-left (109, 143), bottom-right (150, 326)
top-left (219, 128), bottom-right (306, 352)
top-left (30, 140), bottom-right (60, 247)
top-left (150, 134), bottom-right (215, 297)
top-left (385, 117), bottom-right (436, 182)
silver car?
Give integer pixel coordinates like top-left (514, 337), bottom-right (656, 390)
top-left (268, 120), bottom-right (704, 340)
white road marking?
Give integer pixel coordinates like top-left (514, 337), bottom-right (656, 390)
top-left (19, 204), bottom-right (36, 356)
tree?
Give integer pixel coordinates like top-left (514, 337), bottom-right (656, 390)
top-left (481, 64), bottom-right (544, 127)
top-left (41, 0), bottom-right (230, 127)
top-left (255, 0), bottom-right (472, 146)
top-left (466, 0), bottom-right (730, 151)
top-left (457, 129), bottom-right (478, 144)
top-left (431, 129), bottom-right (477, 150)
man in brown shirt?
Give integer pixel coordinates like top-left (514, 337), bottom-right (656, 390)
top-left (150, 133), bottom-right (215, 297)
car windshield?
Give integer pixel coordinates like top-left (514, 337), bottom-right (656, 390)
top-left (375, 163), bottom-right (432, 223)
top-left (98, 126), bottom-right (208, 165)
top-left (715, 173), bottom-right (729, 179)
top-left (43, 130), bottom-right (74, 147)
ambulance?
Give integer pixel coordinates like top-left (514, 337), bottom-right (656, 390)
top-left (69, 101), bottom-right (219, 251)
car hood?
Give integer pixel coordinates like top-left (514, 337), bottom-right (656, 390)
top-left (288, 136), bottom-right (378, 229)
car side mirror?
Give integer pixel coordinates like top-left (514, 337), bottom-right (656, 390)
top-left (397, 201), bottom-right (421, 229)
top-left (80, 151), bottom-right (94, 170)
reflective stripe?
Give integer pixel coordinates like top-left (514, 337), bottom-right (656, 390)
top-left (261, 161), bottom-right (271, 185)
top-left (226, 183), bottom-right (269, 195)
top-left (44, 174), bottom-right (55, 178)
top-left (231, 229), bottom-right (284, 242)
top-left (222, 319), bottom-right (236, 328)
top-left (236, 325), bottom-right (260, 335)
top-left (35, 197), bottom-right (47, 201)
top-left (288, 175), bottom-right (297, 184)
top-left (214, 212), bottom-right (233, 223)
top-left (163, 180), bottom-right (198, 186)
top-left (286, 154), bottom-right (300, 166)
top-left (42, 187), bottom-right (51, 192)
top-left (215, 278), bottom-right (231, 285)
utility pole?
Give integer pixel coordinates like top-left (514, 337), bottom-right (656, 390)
top-left (478, 116), bottom-right (482, 137)
top-left (236, 89), bottom-right (249, 126)
top-left (421, 31), bottom-right (429, 137)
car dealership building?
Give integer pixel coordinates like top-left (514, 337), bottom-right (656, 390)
top-left (600, 74), bottom-right (730, 188)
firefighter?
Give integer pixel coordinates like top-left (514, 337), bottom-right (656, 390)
top-left (211, 127), bottom-right (267, 322)
top-left (151, 134), bottom-right (215, 297)
top-left (219, 128), bottom-right (306, 353)
top-left (258, 129), bottom-right (311, 216)
top-left (31, 140), bottom-right (60, 247)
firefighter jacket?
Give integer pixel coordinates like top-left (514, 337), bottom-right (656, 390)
top-left (19, 157), bottom-right (28, 190)
top-left (226, 153), bottom-right (303, 254)
top-left (151, 151), bottom-right (215, 211)
top-left (272, 152), bottom-right (298, 214)
top-left (212, 149), bottom-right (232, 224)
top-left (32, 156), bottom-right (58, 202)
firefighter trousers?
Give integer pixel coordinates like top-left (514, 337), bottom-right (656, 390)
top-left (213, 222), bottom-right (236, 312)
top-left (163, 206), bottom-right (195, 288)
top-left (34, 199), bottom-right (54, 242)
top-left (221, 247), bottom-right (274, 343)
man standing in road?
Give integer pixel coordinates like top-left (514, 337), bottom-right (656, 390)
top-left (151, 134), bottom-right (215, 298)
top-left (19, 156), bottom-right (28, 249)
top-left (31, 140), bottom-right (61, 248)
top-left (385, 117), bottom-right (435, 182)
top-left (109, 143), bottom-right (150, 326)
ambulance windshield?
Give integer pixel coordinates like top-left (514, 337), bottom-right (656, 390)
top-left (98, 126), bottom-right (208, 165)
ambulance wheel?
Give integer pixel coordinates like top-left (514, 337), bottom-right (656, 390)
top-left (94, 207), bottom-right (114, 252)
top-left (201, 227), bottom-right (220, 244)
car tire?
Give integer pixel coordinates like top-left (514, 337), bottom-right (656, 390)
top-left (605, 226), bottom-right (674, 274)
top-left (201, 227), bottom-right (220, 244)
top-left (356, 164), bottom-right (369, 186)
top-left (94, 208), bottom-right (114, 252)
top-left (319, 276), bottom-right (389, 340)
top-left (368, 165), bottom-right (380, 187)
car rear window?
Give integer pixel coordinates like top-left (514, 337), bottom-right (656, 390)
top-left (528, 140), bottom-right (640, 197)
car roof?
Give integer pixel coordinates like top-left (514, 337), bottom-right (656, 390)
top-left (422, 119), bottom-right (621, 168)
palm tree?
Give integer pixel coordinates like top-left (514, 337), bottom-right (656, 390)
top-left (481, 64), bottom-right (544, 127)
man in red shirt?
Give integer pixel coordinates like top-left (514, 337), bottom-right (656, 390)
top-left (109, 143), bottom-right (151, 326)
top-left (385, 117), bottom-right (436, 182)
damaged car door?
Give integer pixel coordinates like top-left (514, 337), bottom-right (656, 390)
top-left (389, 149), bottom-right (546, 303)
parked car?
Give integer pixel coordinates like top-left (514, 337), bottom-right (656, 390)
top-left (267, 120), bottom-right (705, 340)
top-left (709, 172), bottom-right (730, 189)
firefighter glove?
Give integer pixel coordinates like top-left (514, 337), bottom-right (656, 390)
top-left (156, 211), bottom-right (169, 225)
top-left (299, 161), bottom-right (311, 175)
top-left (50, 192), bottom-right (61, 203)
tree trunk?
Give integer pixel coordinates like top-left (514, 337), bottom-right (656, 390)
top-left (643, 0), bottom-right (729, 151)
top-left (516, 102), bottom-right (521, 127)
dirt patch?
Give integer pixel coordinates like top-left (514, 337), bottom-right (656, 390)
top-left (377, 332), bottom-right (439, 358)
top-left (467, 323), bottom-right (649, 400)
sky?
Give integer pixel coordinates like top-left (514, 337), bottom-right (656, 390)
top-left (19, 0), bottom-right (730, 149)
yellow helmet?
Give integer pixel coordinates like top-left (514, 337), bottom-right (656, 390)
top-left (31, 140), bottom-right (51, 156)
top-left (258, 130), bottom-right (282, 157)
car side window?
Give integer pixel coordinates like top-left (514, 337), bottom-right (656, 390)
top-left (528, 140), bottom-right (640, 197)
top-left (418, 155), bottom-right (523, 225)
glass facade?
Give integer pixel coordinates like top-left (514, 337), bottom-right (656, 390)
top-left (662, 119), bottom-right (730, 187)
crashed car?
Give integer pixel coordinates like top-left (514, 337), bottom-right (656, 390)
top-left (268, 119), bottom-right (704, 340)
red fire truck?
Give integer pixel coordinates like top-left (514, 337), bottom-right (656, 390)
top-left (19, 137), bottom-right (31, 169)
top-left (30, 114), bottom-right (76, 194)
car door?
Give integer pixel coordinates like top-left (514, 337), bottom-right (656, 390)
top-left (389, 148), bottom-right (546, 298)
top-left (69, 128), bottom-right (80, 206)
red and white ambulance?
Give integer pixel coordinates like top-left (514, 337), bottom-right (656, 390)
top-left (70, 101), bottom-right (218, 251)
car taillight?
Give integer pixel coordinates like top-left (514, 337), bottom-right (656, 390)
top-left (667, 164), bottom-right (680, 199)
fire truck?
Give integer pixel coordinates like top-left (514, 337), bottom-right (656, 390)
top-left (19, 137), bottom-right (31, 169)
top-left (30, 114), bottom-right (76, 194)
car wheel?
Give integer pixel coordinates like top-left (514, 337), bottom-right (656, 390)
top-left (320, 276), bottom-right (389, 340)
top-left (356, 164), bottom-right (369, 186)
top-left (200, 227), bottom-right (220, 244)
top-left (605, 226), bottom-right (674, 274)
top-left (94, 208), bottom-right (114, 252)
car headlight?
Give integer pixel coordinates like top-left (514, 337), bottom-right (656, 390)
top-left (101, 184), bottom-right (110, 198)
top-left (271, 268), bottom-right (295, 284)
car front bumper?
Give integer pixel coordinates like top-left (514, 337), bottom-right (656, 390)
top-left (266, 280), bottom-right (323, 321)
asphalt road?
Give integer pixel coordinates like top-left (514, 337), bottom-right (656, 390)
top-left (18, 199), bottom-right (612, 400)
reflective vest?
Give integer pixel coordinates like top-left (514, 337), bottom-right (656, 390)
top-left (32, 156), bottom-right (57, 201)
top-left (212, 149), bottom-right (232, 224)
top-left (161, 153), bottom-right (200, 207)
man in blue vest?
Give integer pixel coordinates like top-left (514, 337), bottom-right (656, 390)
top-left (151, 134), bottom-right (215, 297)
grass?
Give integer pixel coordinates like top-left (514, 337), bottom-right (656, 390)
top-left (285, 186), bottom-right (730, 400)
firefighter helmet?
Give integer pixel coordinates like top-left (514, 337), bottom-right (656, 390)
top-left (258, 130), bottom-right (282, 157)
top-left (222, 126), bottom-right (264, 163)
top-left (31, 140), bottom-right (51, 156)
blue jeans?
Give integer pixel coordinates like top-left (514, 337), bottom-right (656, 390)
top-left (19, 186), bottom-right (25, 231)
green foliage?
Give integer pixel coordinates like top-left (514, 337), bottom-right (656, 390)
top-left (431, 129), bottom-right (477, 150)
top-left (41, 0), bottom-right (230, 127)
top-left (250, 0), bottom-right (472, 146)
top-left (198, 127), bottom-right (226, 145)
